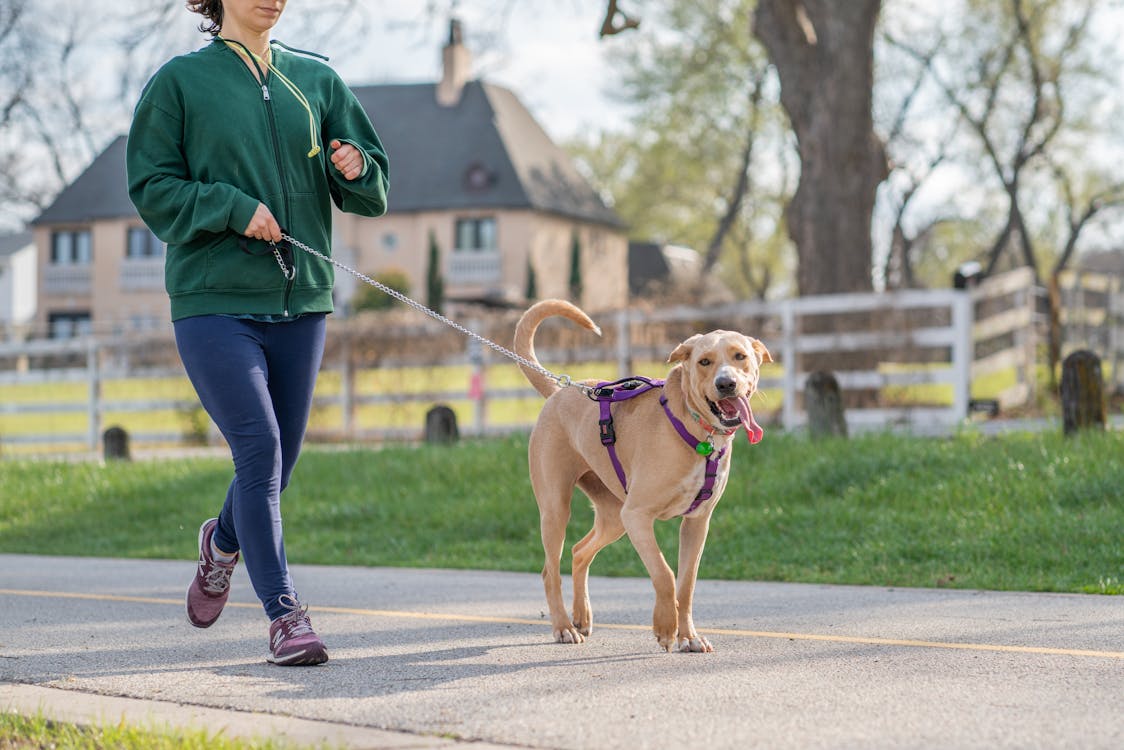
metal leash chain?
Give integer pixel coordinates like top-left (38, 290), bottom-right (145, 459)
top-left (279, 233), bottom-right (582, 392)
top-left (272, 244), bottom-right (296, 280)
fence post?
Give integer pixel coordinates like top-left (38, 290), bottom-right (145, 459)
top-left (1014, 286), bottom-right (1029, 397)
top-left (1111, 276), bottom-right (1123, 392)
top-left (1076, 272), bottom-right (1088, 347)
top-left (86, 336), bottom-right (101, 452)
top-left (951, 290), bottom-right (972, 420)
top-left (467, 321), bottom-right (485, 436)
top-left (340, 328), bottom-right (354, 438)
top-left (616, 307), bottom-right (632, 378)
top-left (781, 300), bottom-right (797, 432)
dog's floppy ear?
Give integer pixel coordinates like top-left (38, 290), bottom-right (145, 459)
top-left (750, 338), bottom-right (773, 365)
top-left (668, 334), bottom-right (702, 364)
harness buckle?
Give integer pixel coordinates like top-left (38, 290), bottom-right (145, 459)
top-left (598, 418), bottom-right (616, 445)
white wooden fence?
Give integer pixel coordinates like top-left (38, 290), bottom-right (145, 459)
top-left (2, 267), bottom-right (1118, 454)
top-left (609, 289), bottom-right (974, 435)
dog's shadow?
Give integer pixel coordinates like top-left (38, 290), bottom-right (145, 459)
top-left (236, 628), bottom-right (666, 701)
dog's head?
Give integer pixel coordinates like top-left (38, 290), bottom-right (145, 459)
top-left (667, 331), bottom-right (773, 443)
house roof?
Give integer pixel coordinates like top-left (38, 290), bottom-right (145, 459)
top-left (33, 81), bottom-right (623, 229)
top-left (0, 230), bottom-right (34, 258)
top-left (32, 136), bottom-right (131, 225)
top-left (352, 81), bottom-right (621, 226)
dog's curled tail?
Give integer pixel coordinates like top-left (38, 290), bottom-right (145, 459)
top-left (514, 299), bottom-right (601, 398)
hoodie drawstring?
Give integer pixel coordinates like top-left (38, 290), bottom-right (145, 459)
top-left (218, 36), bottom-right (322, 158)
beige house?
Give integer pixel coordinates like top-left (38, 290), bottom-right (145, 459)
top-left (30, 22), bottom-right (627, 338)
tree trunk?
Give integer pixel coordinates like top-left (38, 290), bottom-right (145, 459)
top-left (754, 0), bottom-right (887, 296)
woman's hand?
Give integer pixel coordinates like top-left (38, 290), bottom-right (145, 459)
top-left (330, 139), bottom-right (364, 181)
top-left (243, 203), bottom-right (282, 242)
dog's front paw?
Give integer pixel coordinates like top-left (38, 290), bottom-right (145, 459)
top-left (653, 603), bottom-right (678, 651)
top-left (554, 626), bottom-right (586, 644)
top-left (677, 634), bottom-right (714, 653)
top-left (571, 601), bottom-right (593, 637)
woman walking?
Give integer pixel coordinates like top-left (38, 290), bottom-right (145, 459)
top-left (126, 0), bottom-right (389, 665)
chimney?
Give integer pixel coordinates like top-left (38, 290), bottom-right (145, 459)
top-left (436, 18), bottom-right (471, 107)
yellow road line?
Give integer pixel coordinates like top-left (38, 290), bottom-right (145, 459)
top-left (2, 588), bottom-right (1121, 660)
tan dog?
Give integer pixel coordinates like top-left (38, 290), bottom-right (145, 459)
top-left (514, 299), bottom-right (772, 652)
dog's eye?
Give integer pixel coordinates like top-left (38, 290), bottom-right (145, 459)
top-left (735, 352), bottom-right (747, 361)
top-left (698, 358), bottom-right (711, 367)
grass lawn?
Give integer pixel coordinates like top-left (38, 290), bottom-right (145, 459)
top-left (0, 711), bottom-right (330, 750)
top-left (1, 429), bottom-right (1120, 595)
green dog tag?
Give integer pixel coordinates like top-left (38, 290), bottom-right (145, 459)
top-left (696, 442), bottom-right (714, 456)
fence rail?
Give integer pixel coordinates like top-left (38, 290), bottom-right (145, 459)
top-left (1, 267), bottom-right (1119, 455)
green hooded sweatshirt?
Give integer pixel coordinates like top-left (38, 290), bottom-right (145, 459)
top-left (126, 39), bottom-right (389, 321)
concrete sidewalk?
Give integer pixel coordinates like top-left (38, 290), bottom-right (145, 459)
top-left (1, 554), bottom-right (1121, 749)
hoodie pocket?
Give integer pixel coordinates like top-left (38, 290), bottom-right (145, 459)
top-left (205, 238), bottom-right (288, 292)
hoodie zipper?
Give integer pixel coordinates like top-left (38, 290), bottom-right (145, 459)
top-left (259, 75), bottom-right (298, 315)
top-left (228, 41), bottom-right (298, 315)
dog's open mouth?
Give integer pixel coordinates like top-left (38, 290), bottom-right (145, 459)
top-left (710, 395), bottom-right (764, 444)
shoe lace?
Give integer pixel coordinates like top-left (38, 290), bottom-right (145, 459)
top-left (200, 561), bottom-right (233, 594)
top-left (276, 593), bottom-right (315, 637)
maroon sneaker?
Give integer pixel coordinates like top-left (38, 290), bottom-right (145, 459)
top-left (186, 518), bottom-right (238, 628)
top-left (267, 594), bottom-right (329, 666)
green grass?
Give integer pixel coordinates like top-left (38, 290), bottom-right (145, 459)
top-left (1, 429), bottom-right (1120, 594)
top-left (0, 711), bottom-right (332, 750)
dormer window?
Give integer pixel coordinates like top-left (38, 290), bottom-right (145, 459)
top-left (463, 163), bottom-right (495, 192)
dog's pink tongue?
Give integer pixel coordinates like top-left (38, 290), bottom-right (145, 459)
top-left (735, 396), bottom-right (763, 444)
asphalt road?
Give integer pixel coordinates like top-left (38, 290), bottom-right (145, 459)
top-left (1, 553), bottom-right (1121, 749)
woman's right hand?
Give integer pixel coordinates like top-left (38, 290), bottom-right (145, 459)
top-left (243, 203), bottom-right (282, 243)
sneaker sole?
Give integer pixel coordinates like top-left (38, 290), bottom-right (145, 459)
top-left (267, 648), bottom-right (329, 666)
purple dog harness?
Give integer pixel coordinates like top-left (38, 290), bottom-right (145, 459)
top-left (592, 377), bottom-right (730, 516)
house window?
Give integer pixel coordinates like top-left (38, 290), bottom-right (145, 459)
top-left (51, 230), bottom-right (92, 265)
top-left (454, 217), bottom-right (496, 253)
top-left (127, 227), bottom-right (164, 258)
top-left (48, 311), bottom-right (92, 339)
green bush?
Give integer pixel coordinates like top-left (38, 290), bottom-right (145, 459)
top-left (351, 268), bottom-right (410, 311)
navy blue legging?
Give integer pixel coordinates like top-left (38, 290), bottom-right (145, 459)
top-left (174, 313), bottom-right (326, 621)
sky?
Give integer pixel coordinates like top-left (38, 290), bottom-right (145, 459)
top-left (0, 0), bottom-right (634, 233)
top-left (276, 0), bottom-right (634, 143)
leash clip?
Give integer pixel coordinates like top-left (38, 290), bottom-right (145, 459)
top-left (269, 232), bottom-right (296, 281)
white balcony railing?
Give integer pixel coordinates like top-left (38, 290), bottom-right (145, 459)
top-left (43, 265), bottom-right (92, 295)
top-left (447, 250), bottom-right (501, 285)
top-left (120, 258), bottom-right (165, 292)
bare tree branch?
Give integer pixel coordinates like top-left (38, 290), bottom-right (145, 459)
top-left (701, 67), bottom-right (767, 276)
top-left (600, 0), bottom-right (640, 38)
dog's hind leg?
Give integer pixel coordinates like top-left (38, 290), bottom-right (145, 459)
top-left (570, 473), bottom-right (625, 637)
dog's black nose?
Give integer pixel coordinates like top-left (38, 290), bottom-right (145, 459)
top-left (715, 375), bottom-right (737, 397)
